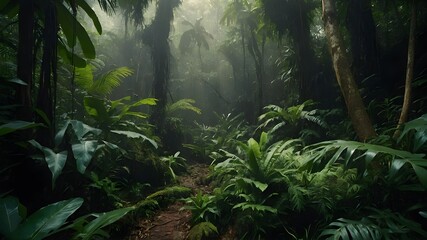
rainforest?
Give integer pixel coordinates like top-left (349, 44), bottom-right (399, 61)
top-left (1, 0), bottom-right (427, 239)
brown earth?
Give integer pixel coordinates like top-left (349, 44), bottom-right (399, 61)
top-left (127, 163), bottom-right (213, 240)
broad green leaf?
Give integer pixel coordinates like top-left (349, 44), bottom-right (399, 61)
top-left (110, 130), bottom-right (158, 148)
top-left (76, 0), bottom-right (102, 34)
top-left (12, 198), bottom-right (83, 240)
top-left (72, 140), bottom-right (98, 174)
top-left (56, 3), bottom-right (96, 58)
top-left (7, 78), bottom-right (27, 85)
top-left (0, 121), bottom-right (42, 136)
top-left (73, 207), bottom-right (134, 240)
top-left (55, 120), bottom-right (101, 146)
top-left (29, 140), bottom-right (67, 188)
top-left (0, 196), bottom-right (23, 237)
top-left (56, 3), bottom-right (77, 48)
top-left (57, 42), bottom-right (87, 68)
top-left (239, 177), bottom-right (268, 192)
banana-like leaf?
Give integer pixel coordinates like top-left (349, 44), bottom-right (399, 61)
top-left (56, 3), bottom-right (95, 58)
top-left (72, 140), bottom-right (98, 174)
top-left (72, 207), bottom-right (134, 240)
top-left (0, 121), bottom-right (42, 136)
top-left (110, 130), bottom-right (158, 148)
top-left (76, 0), bottom-right (102, 34)
top-left (12, 198), bottom-right (83, 240)
top-left (0, 196), bottom-right (24, 237)
top-left (29, 140), bottom-right (67, 189)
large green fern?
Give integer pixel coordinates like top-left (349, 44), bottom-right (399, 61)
top-left (75, 64), bottom-right (133, 96)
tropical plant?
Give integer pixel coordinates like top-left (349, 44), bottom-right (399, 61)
top-left (257, 100), bottom-right (327, 141)
top-left (187, 221), bottom-right (218, 240)
top-left (75, 62), bottom-right (134, 97)
top-left (29, 120), bottom-right (102, 188)
top-left (182, 191), bottom-right (219, 224)
top-left (320, 208), bottom-right (427, 240)
top-left (161, 151), bottom-right (187, 181)
top-left (0, 196), bottom-right (134, 240)
top-left (179, 18), bottom-right (213, 66)
top-left (82, 95), bottom-right (158, 148)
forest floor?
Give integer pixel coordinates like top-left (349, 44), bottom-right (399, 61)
top-left (127, 163), bottom-right (216, 240)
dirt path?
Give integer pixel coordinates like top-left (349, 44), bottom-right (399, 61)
top-left (128, 163), bottom-right (212, 240)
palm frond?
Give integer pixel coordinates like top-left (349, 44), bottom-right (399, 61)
top-left (321, 208), bottom-right (427, 239)
top-left (304, 140), bottom-right (427, 188)
top-left (89, 67), bottom-right (133, 96)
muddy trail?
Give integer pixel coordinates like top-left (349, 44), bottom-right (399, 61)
top-left (127, 163), bottom-right (213, 240)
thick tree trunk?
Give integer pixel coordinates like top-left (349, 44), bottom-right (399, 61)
top-left (393, 0), bottom-right (416, 139)
top-left (145, 0), bottom-right (180, 134)
top-left (16, 0), bottom-right (34, 121)
top-left (322, 0), bottom-right (377, 141)
top-left (346, 0), bottom-right (379, 85)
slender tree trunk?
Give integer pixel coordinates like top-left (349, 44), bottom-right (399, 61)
top-left (247, 29), bottom-right (265, 117)
top-left (393, 0), bottom-right (416, 139)
top-left (36, 2), bottom-right (58, 147)
top-left (16, 0), bottom-right (34, 121)
top-left (322, 0), bottom-right (377, 141)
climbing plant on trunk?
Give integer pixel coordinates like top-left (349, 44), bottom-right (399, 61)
top-left (322, 0), bottom-right (377, 141)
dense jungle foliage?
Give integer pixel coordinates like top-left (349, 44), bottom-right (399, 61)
top-left (1, 0), bottom-right (427, 239)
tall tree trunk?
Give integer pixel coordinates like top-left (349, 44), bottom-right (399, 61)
top-left (145, 0), bottom-right (180, 134)
top-left (247, 29), bottom-right (265, 117)
top-left (322, 0), bottom-right (377, 141)
top-left (36, 2), bottom-right (58, 147)
top-left (16, 0), bottom-right (34, 121)
top-left (393, 0), bottom-right (416, 139)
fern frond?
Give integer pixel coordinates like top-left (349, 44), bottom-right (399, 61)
top-left (89, 67), bottom-right (133, 96)
top-left (187, 222), bottom-right (218, 240)
top-left (166, 99), bottom-right (201, 115)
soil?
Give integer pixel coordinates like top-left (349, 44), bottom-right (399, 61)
top-left (127, 163), bottom-right (213, 240)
